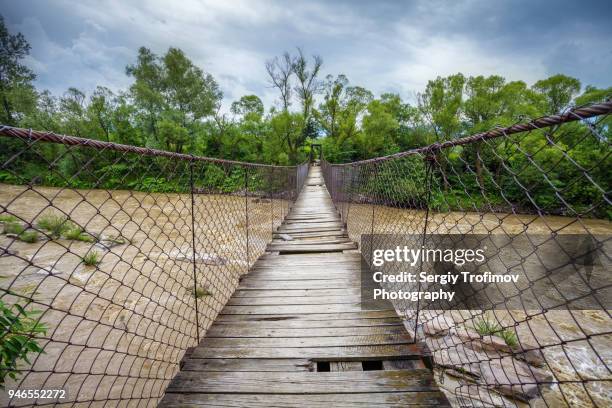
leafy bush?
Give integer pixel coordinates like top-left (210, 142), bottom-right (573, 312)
top-left (0, 171), bottom-right (22, 185)
top-left (0, 300), bottom-right (47, 388)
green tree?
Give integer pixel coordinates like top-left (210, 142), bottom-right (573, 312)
top-left (418, 74), bottom-right (466, 190)
top-left (419, 74), bottom-right (465, 141)
top-left (87, 86), bottom-right (116, 142)
top-left (126, 46), bottom-right (221, 152)
top-left (533, 74), bottom-right (581, 114)
top-left (59, 88), bottom-right (87, 137)
top-left (270, 110), bottom-right (305, 164)
top-left (0, 16), bottom-right (37, 126)
top-left (292, 48), bottom-right (323, 140)
top-left (231, 95), bottom-right (264, 122)
top-left (360, 99), bottom-right (400, 157)
top-left (316, 75), bottom-right (372, 161)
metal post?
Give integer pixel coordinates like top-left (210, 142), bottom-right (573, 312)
top-left (189, 159), bottom-right (201, 342)
top-left (270, 168), bottom-right (274, 235)
top-left (244, 166), bottom-right (250, 269)
top-left (412, 154), bottom-right (435, 343)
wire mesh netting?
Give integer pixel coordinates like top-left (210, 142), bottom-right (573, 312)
top-left (0, 127), bottom-right (306, 407)
top-left (322, 102), bottom-right (612, 407)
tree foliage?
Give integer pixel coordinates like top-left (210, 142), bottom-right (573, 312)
top-left (0, 16), bottom-right (610, 217)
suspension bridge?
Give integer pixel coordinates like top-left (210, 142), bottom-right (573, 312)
top-left (0, 101), bottom-right (610, 407)
top-left (159, 164), bottom-right (450, 407)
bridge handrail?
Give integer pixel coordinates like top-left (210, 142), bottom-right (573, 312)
top-left (320, 100), bottom-right (611, 407)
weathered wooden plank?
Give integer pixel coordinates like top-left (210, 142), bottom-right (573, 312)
top-left (277, 226), bottom-right (345, 233)
top-left (284, 218), bottom-right (341, 223)
top-left (247, 269), bottom-right (360, 277)
top-left (238, 279), bottom-right (361, 290)
top-left (268, 238), bottom-right (352, 245)
top-left (285, 214), bottom-right (339, 219)
top-left (221, 304), bottom-right (367, 314)
top-left (245, 271), bottom-right (361, 279)
top-left (273, 231), bottom-right (348, 239)
top-left (211, 317), bottom-right (403, 329)
top-left (250, 263), bottom-right (361, 270)
top-left (200, 334), bottom-right (412, 348)
top-left (227, 295), bottom-right (362, 305)
top-left (205, 325), bottom-right (405, 338)
top-left (190, 344), bottom-right (422, 359)
top-left (232, 288), bottom-right (362, 298)
top-left (180, 358), bottom-right (313, 372)
top-left (272, 243), bottom-right (357, 253)
top-left (384, 359), bottom-right (426, 370)
top-left (165, 369), bottom-right (436, 394)
top-left (280, 221), bottom-right (344, 228)
top-left (216, 310), bottom-right (399, 321)
top-left (255, 255), bottom-right (360, 264)
top-left (240, 275), bottom-right (361, 285)
top-left (330, 361), bottom-right (363, 371)
top-left (160, 391), bottom-right (451, 407)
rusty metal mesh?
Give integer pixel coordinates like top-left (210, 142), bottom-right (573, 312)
top-left (322, 102), bottom-right (612, 407)
top-left (0, 127), bottom-right (305, 407)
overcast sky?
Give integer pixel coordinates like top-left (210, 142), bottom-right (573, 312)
top-left (4, 0), bottom-right (612, 111)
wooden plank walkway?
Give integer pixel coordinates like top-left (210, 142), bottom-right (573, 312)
top-left (159, 165), bottom-right (450, 407)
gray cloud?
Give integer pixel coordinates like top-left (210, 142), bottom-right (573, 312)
top-left (3, 0), bottom-right (611, 111)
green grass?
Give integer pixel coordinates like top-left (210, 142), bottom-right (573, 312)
top-left (473, 316), bottom-right (518, 347)
top-left (498, 329), bottom-right (518, 347)
top-left (0, 214), bottom-right (18, 223)
top-left (194, 287), bottom-right (212, 299)
top-left (3, 222), bottom-right (25, 235)
top-left (18, 231), bottom-right (39, 243)
top-left (82, 251), bottom-right (101, 266)
top-left (64, 225), bottom-right (95, 242)
top-left (473, 316), bottom-right (502, 335)
top-left (37, 214), bottom-right (95, 242)
top-left (37, 214), bottom-right (72, 238)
